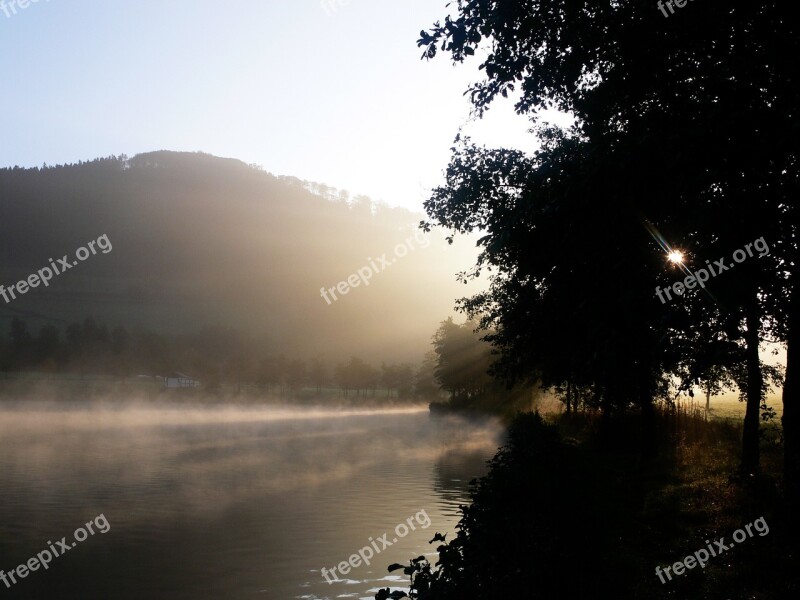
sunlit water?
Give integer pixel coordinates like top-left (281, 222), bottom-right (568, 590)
top-left (0, 403), bottom-right (503, 599)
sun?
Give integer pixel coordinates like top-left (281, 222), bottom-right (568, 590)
top-left (667, 250), bottom-right (685, 265)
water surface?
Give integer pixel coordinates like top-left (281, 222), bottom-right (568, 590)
top-left (0, 403), bottom-right (502, 599)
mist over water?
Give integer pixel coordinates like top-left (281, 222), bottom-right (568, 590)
top-left (0, 402), bottom-right (502, 599)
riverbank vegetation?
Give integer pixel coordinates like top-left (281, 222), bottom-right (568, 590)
top-left (379, 409), bottom-right (791, 599)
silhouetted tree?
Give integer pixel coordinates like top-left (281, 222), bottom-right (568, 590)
top-left (432, 319), bottom-right (493, 407)
top-left (414, 351), bottom-right (441, 400)
top-left (417, 0), bottom-right (798, 474)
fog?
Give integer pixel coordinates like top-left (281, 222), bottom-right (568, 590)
top-left (0, 402), bottom-right (502, 599)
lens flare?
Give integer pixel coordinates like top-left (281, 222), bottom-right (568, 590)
top-left (667, 250), bottom-right (685, 264)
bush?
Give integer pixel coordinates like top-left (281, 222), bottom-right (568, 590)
top-left (377, 412), bottom-right (627, 600)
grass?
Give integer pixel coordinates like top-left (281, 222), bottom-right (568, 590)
top-left (550, 404), bottom-right (790, 599)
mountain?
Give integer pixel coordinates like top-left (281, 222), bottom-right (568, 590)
top-left (0, 151), bottom-right (479, 363)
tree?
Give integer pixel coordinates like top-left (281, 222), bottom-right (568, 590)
top-left (286, 358), bottom-right (307, 394)
top-left (9, 318), bottom-right (32, 369)
top-left (414, 351), bottom-right (441, 400)
top-left (111, 325), bottom-right (130, 355)
top-left (33, 324), bottom-right (61, 369)
top-left (380, 363), bottom-right (416, 398)
top-left (309, 356), bottom-right (328, 393)
top-left (258, 355), bottom-right (286, 395)
top-left (335, 357), bottom-right (378, 397)
top-left (432, 319), bottom-right (493, 407)
top-left (417, 0), bottom-right (799, 473)
top-left (394, 364), bottom-right (415, 399)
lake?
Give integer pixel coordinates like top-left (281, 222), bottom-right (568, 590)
top-left (0, 403), bottom-right (503, 599)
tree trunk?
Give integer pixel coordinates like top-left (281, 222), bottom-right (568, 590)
top-left (741, 296), bottom-right (763, 476)
top-left (641, 394), bottom-right (657, 457)
top-left (600, 377), bottom-right (613, 439)
top-left (640, 359), bottom-right (658, 457)
top-left (783, 272), bottom-right (800, 522)
top-left (565, 377), bottom-right (572, 414)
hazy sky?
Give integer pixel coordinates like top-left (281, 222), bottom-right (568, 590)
top-left (0, 0), bottom-right (550, 211)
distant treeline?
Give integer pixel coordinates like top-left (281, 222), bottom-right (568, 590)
top-left (0, 316), bottom-right (533, 410)
top-left (0, 316), bottom-right (438, 398)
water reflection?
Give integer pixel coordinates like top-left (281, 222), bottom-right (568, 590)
top-left (0, 404), bottom-right (502, 599)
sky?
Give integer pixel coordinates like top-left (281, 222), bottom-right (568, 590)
top-left (0, 0), bottom-right (553, 212)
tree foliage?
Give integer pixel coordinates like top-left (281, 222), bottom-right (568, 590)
top-left (417, 0), bottom-right (798, 473)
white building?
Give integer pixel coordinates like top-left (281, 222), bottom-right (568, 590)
top-left (163, 371), bottom-right (201, 389)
